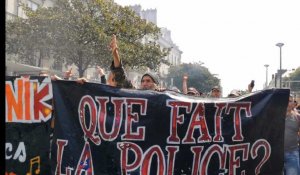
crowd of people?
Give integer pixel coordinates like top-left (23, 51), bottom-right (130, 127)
top-left (41, 34), bottom-right (300, 174)
top-left (284, 95), bottom-right (300, 175)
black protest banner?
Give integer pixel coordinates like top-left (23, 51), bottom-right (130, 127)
top-left (5, 76), bottom-right (53, 175)
top-left (51, 80), bottom-right (289, 175)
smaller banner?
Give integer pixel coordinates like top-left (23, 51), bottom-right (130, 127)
top-left (5, 76), bottom-right (53, 175)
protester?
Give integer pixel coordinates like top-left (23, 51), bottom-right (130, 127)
top-left (50, 68), bottom-right (72, 80)
top-left (140, 72), bottom-right (160, 90)
top-left (72, 34), bottom-right (133, 88)
top-left (106, 34), bottom-right (133, 88)
top-left (284, 95), bottom-right (300, 175)
top-left (210, 86), bottom-right (221, 98)
top-left (50, 67), bottom-right (88, 84)
top-left (75, 77), bottom-right (89, 84)
top-left (227, 89), bottom-right (242, 98)
top-left (227, 80), bottom-right (255, 97)
top-left (170, 86), bottom-right (181, 93)
top-left (182, 74), bottom-right (201, 96)
top-left (182, 74), bottom-right (188, 94)
top-left (296, 102), bottom-right (300, 113)
top-left (96, 65), bottom-right (106, 84)
top-left (295, 100), bottom-right (300, 168)
top-left (38, 70), bottom-right (65, 81)
top-left (247, 80), bottom-right (255, 93)
top-left (63, 68), bottom-right (73, 80)
top-left (293, 100), bottom-right (300, 115)
top-left (187, 87), bottom-right (201, 96)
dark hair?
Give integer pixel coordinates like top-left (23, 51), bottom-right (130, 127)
top-left (211, 86), bottom-right (220, 91)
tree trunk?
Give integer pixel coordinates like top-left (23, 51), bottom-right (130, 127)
top-left (78, 52), bottom-right (85, 77)
top-left (37, 49), bottom-right (43, 67)
top-left (78, 68), bottom-right (85, 78)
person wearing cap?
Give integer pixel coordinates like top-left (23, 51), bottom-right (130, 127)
top-left (170, 86), bottom-right (181, 93)
top-left (187, 87), bottom-right (201, 96)
top-left (182, 74), bottom-right (201, 96)
top-left (210, 86), bottom-right (221, 98)
top-left (140, 72), bottom-right (160, 90)
top-left (227, 89), bottom-right (242, 98)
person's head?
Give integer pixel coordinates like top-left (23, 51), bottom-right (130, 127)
top-left (187, 87), bottom-right (201, 96)
top-left (227, 89), bottom-right (241, 98)
top-left (107, 70), bottom-right (133, 88)
top-left (140, 73), bottom-right (159, 90)
top-left (211, 86), bottom-right (221, 98)
top-left (107, 72), bottom-right (117, 87)
top-left (39, 70), bottom-right (49, 76)
top-left (293, 100), bottom-right (298, 108)
top-left (287, 95), bottom-right (294, 113)
top-left (170, 86), bottom-right (181, 93)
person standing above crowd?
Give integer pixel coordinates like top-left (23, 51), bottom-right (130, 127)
top-left (105, 34), bottom-right (133, 88)
top-left (284, 95), bottom-right (300, 175)
top-left (74, 34), bottom-right (133, 88)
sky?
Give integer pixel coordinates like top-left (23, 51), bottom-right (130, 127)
top-left (114, 0), bottom-right (300, 96)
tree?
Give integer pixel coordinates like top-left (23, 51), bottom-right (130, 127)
top-left (286, 67), bottom-right (300, 91)
top-left (6, 8), bottom-right (53, 67)
top-left (6, 0), bottom-right (169, 77)
top-left (166, 63), bottom-right (220, 93)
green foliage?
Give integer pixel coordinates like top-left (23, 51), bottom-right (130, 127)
top-left (6, 0), bottom-right (168, 77)
top-left (6, 7), bottom-right (53, 66)
top-left (166, 63), bottom-right (220, 93)
top-left (287, 67), bottom-right (300, 91)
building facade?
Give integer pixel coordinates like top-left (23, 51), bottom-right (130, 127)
top-left (6, 0), bottom-right (55, 20)
top-left (5, 0), bottom-right (96, 78)
top-left (129, 5), bottom-right (182, 87)
top-left (268, 69), bottom-right (300, 101)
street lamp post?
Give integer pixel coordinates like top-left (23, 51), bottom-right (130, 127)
top-left (275, 43), bottom-right (284, 88)
top-left (264, 64), bottom-right (269, 88)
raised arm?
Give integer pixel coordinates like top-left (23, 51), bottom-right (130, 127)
top-left (182, 74), bottom-right (188, 94)
top-left (247, 80), bottom-right (255, 93)
top-left (110, 34), bottom-right (120, 68)
top-left (63, 67), bottom-right (73, 80)
top-left (96, 65), bottom-right (106, 84)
